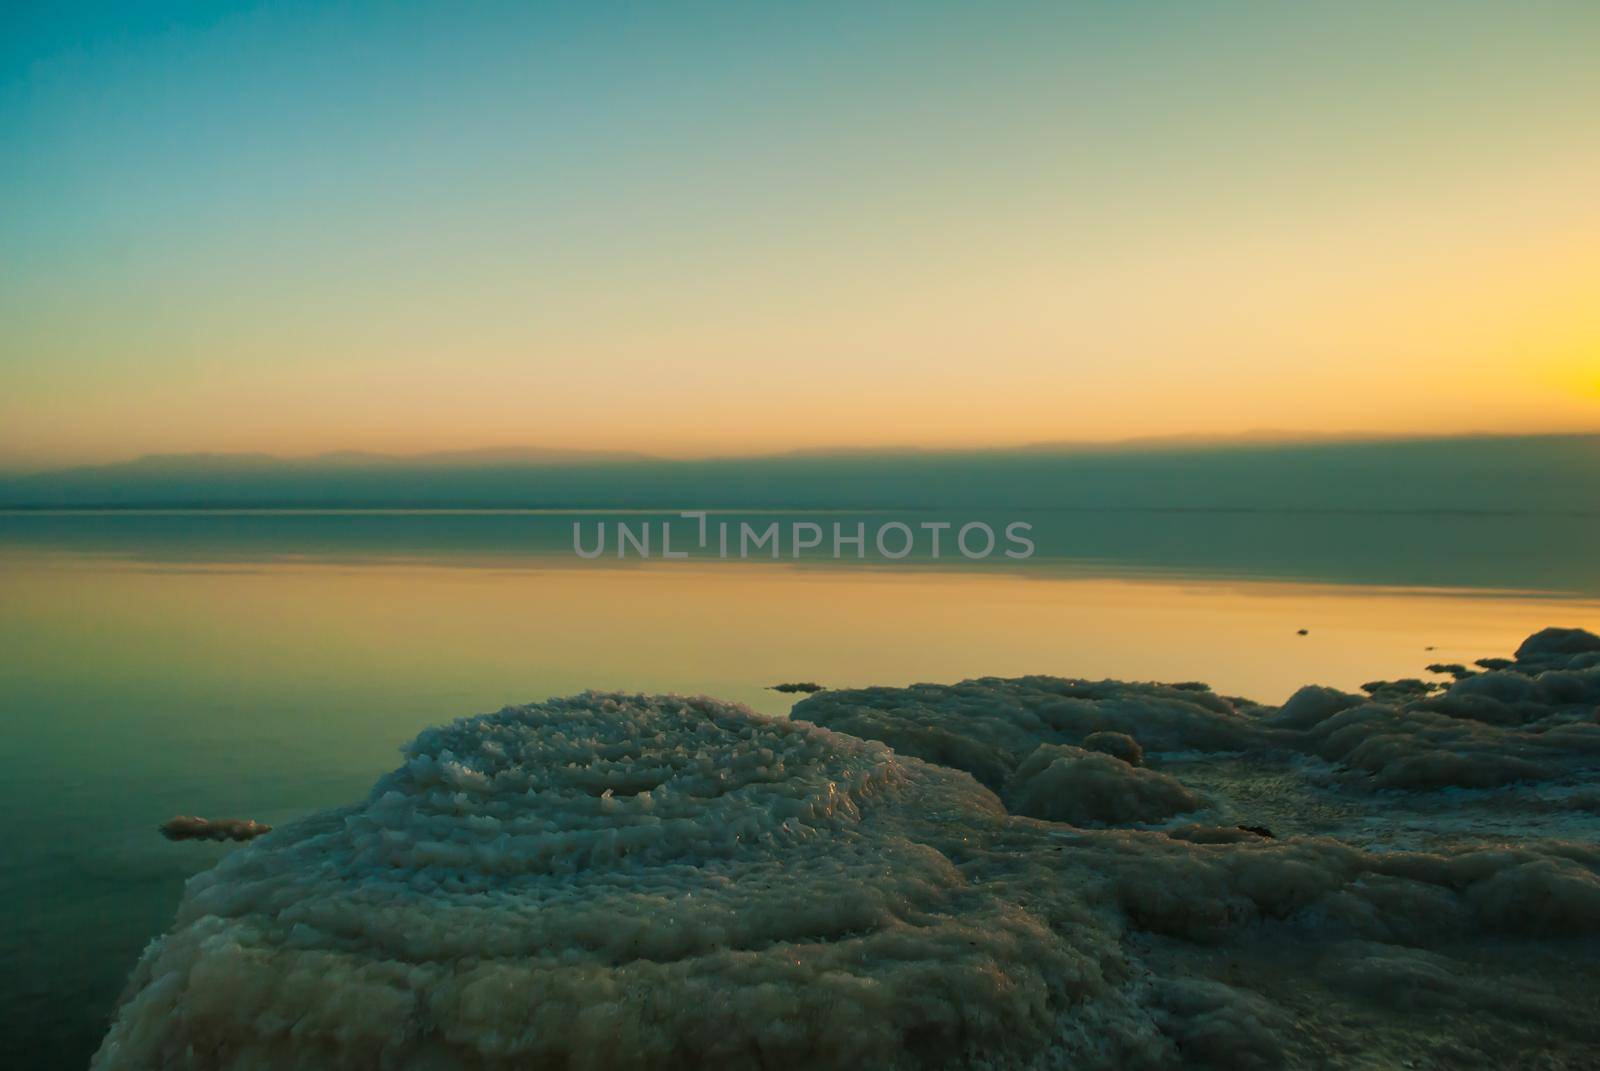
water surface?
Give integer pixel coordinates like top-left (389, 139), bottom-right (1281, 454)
top-left (2, 509), bottom-right (1597, 1068)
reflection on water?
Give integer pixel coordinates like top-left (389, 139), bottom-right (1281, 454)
top-left (5, 506), bottom-right (1600, 594)
top-left (1, 511), bottom-right (1598, 1067)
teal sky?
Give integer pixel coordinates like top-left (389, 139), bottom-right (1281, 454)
top-left (3, 1), bottom-right (1598, 469)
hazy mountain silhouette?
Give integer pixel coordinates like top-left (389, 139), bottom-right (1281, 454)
top-left (1, 433), bottom-right (1596, 514)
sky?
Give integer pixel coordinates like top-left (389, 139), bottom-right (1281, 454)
top-left (2, 0), bottom-right (1598, 470)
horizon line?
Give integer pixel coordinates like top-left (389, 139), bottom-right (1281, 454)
top-left (7, 426), bottom-right (1600, 478)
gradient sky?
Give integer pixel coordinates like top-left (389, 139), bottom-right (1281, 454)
top-left (2, 1), bottom-right (1598, 469)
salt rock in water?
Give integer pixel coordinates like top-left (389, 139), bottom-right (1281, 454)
top-left (1293, 628), bottom-right (1600, 788)
top-left (92, 693), bottom-right (1149, 1071)
top-left (798, 630), bottom-right (1600, 793)
top-left (792, 677), bottom-right (1270, 791)
top-left (159, 816), bottom-right (272, 842)
top-left (1515, 626), bottom-right (1600, 664)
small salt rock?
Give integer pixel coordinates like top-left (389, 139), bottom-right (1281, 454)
top-left (160, 815), bottom-right (272, 842)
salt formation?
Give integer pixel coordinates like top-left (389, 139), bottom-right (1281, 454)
top-left (1283, 625), bottom-right (1600, 789)
top-left (1004, 744), bottom-right (1202, 825)
top-left (793, 677), bottom-right (1267, 792)
top-left (159, 816), bottom-right (272, 842)
top-left (98, 629), bottom-right (1600, 1069)
top-left (95, 694), bottom-right (1151, 1070)
top-left (797, 627), bottom-right (1600, 792)
top-left (1081, 730), bottom-right (1143, 766)
top-left (769, 681), bottom-right (826, 694)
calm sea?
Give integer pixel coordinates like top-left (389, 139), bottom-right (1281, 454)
top-left (3, 509), bottom-right (1597, 1068)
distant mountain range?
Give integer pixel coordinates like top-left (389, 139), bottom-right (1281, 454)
top-left (1, 433), bottom-right (1596, 514)
top-left (27, 446), bottom-right (657, 476)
